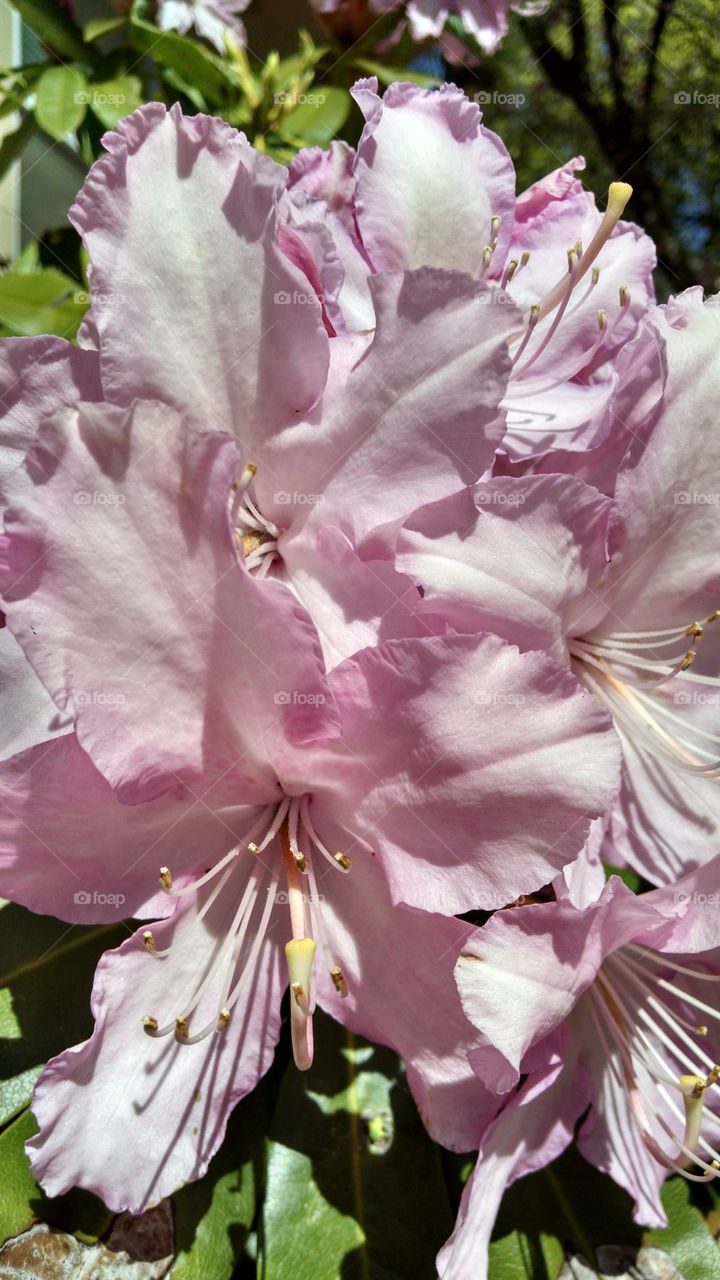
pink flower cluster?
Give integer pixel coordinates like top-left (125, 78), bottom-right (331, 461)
top-left (1, 81), bottom-right (719, 1276)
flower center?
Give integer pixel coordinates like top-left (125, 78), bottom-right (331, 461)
top-left (569, 611), bottom-right (720, 777)
top-left (231, 463), bottom-right (281, 578)
top-left (588, 943), bottom-right (720, 1181)
top-left (141, 793), bottom-right (351, 1070)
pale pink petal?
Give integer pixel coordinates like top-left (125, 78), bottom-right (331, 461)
top-left (0, 399), bottom-right (339, 802)
top-left (0, 733), bottom-right (255, 921)
top-left (312, 833), bottom-right (502, 1151)
top-left (321, 633), bottom-right (621, 914)
top-left (0, 335), bottom-right (101, 471)
top-left (0, 627), bottom-right (67, 761)
top-left (437, 1062), bottom-right (588, 1280)
top-left (70, 104), bottom-right (329, 444)
top-left (351, 80), bottom-right (516, 275)
top-left (256, 270), bottom-right (517, 548)
top-left (398, 475), bottom-right (611, 664)
top-left (27, 896), bottom-right (286, 1212)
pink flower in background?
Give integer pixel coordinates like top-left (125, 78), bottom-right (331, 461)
top-left (398, 290), bottom-right (720, 884)
top-left (156, 0), bottom-right (250, 52)
top-left (442, 865), bottom-right (720, 1278)
top-left (312, 0), bottom-right (548, 53)
top-left (286, 80), bottom-right (656, 464)
top-left (0, 392), bottom-right (620, 1209)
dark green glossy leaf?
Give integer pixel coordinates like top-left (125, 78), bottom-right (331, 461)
top-left (0, 902), bottom-right (127, 1126)
top-left (35, 65), bottom-right (88, 141)
top-left (645, 1177), bottom-right (720, 1280)
top-left (489, 1145), bottom-right (642, 1279)
top-left (0, 1110), bottom-right (111, 1245)
top-left (262, 1010), bottom-right (454, 1280)
top-left (172, 1083), bottom-right (269, 1280)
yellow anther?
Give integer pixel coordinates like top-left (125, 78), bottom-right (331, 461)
top-left (175, 1016), bottom-right (189, 1039)
top-left (143, 930), bottom-right (157, 952)
top-left (680, 651), bottom-right (696, 672)
top-left (619, 283), bottom-right (630, 307)
top-left (330, 966), bottom-right (349, 997)
top-left (219, 1008), bottom-right (231, 1027)
top-left (143, 1016), bottom-right (158, 1035)
top-left (334, 852), bottom-right (351, 870)
top-left (159, 866), bottom-right (172, 890)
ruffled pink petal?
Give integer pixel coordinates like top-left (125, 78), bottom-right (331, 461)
top-left (437, 1061), bottom-right (588, 1280)
top-left (256, 270), bottom-right (517, 548)
top-left (602, 290), bottom-right (720, 627)
top-left (0, 629), bottom-right (67, 761)
top-left (287, 141), bottom-right (357, 234)
top-left (70, 104), bottom-right (329, 444)
top-left (0, 335), bottom-right (101, 472)
top-left (312, 830), bottom-right (502, 1152)
top-left (322, 633), bottom-right (621, 914)
top-left (351, 79), bottom-right (515, 275)
top-left (0, 398), bottom-right (339, 802)
top-left (27, 893), bottom-right (286, 1212)
top-left (0, 733), bottom-right (255, 921)
top-left (398, 475), bottom-right (611, 664)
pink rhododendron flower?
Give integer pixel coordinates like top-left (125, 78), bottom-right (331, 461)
top-left (62, 102), bottom-right (520, 665)
top-left (286, 81), bottom-right (656, 463)
top-left (0, 394), bottom-right (620, 1209)
top-left (312, 0), bottom-right (546, 53)
top-left (398, 289), bottom-right (720, 883)
top-left (156, 0), bottom-right (249, 52)
top-left (443, 865), bottom-right (720, 1278)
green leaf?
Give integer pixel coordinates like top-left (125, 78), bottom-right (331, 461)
top-left (279, 86), bottom-right (350, 149)
top-left (0, 113), bottom-right (37, 182)
top-left (0, 1110), bottom-right (112, 1245)
top-left (84, 15), bottom-right (126, 43)
top-left (129, 0), bottom-right (234, 100)
top-left (262, 1011), bottom-right (454, 1280)
top-left (4, 0), bottom-right (96, 65)
top-left (489, 1146), bottom-right (642, 1279)
top-left (0, 902), bottom-right (127, 1125)
top-left (172, 1084), bottom-right (269, 1280)
top-left (86, 76), bottom-right (143, 129)
top-left (34, 65), bottom-right (88, 141)
top-left (645, 1177), bottom-right (720, 1280)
